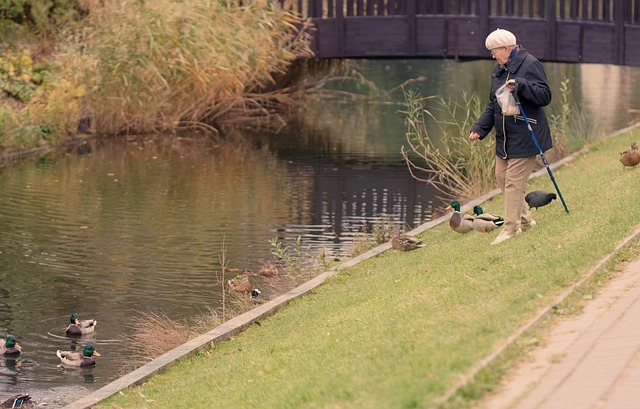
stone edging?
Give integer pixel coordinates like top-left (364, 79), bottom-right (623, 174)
top-left (64, 123), bottom-right (640, 409)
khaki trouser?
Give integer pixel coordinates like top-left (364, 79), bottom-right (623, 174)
top-left (495, 155), bottom-right (536, 234)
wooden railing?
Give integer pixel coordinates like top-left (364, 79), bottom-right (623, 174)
top-left (284, 0), bottom-right (640, 66)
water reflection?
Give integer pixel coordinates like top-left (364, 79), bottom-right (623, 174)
top-left (0, 59), bottom-right (639, 405)
top-left (0, 134), bottom-right (438, 405)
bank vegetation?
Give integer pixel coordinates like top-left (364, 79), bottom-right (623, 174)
top-left (0, 0), bottom-right (315, 154)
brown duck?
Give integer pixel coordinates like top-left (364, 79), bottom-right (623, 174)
top-left (619, 142), bottom-right (640, 169)
top-left (258, 262), bottom-right (279, 277)
top-left (389, 228), bottom-right (424, 251)
top-left (228, 274), bottom-right (252, 294)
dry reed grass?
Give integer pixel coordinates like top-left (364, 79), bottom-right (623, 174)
top-left (77, 0), bottom-right (314, 135)
top-left (126, 311), bottom-right (196, 360)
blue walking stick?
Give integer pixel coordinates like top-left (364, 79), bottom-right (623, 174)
top-left (512, 90), bottom-right (570, 214)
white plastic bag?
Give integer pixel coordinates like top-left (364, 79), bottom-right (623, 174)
top-left (495, 84), bottom-right (519, 116)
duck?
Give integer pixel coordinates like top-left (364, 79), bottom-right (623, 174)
top-left (0, 337), bottom-right (22, 357)
top-left (56, 345), bottom-right (101, 367)
top-left (0, 393), bottom-right (34, 408)
top-left (228, 275), bottom-right (252, 294)
top-left (525, 190), bottom-right (557, 209)
top-left (258, 262), bottom-right (279, 277)
top-left (446, 200), bottom-right (475, 234)
top-left (472, 206), bottom-right (505, 233)
top-left (65, 313), bottom-right (97, 336)
top-left (389, 228), bottom-right (424, 251)
top-left (619, 142), bottom-right (640, 169)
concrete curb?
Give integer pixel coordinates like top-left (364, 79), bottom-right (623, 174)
top-left (64, 123), bottom-right (640, 409)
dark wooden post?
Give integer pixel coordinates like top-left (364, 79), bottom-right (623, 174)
top-left (478, 0), bottom-right (490, 53)
top-left (407, 0), bottom-right (416, 55)
top-left (614, 0), bottom-right (625, 65)
top-left (336, 0), bottom-right (345, 57)
top-left (546, 0), bottom-right (557, 60)
top-left (315, 0), bottom-right (323, 17)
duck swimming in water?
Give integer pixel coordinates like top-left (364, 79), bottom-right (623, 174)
top-left (56, 345), bottom-right (101, 367)
top-left (65, 313), bottom-right (97, 336)
top-left (0, 337), bottom-right (22, 357)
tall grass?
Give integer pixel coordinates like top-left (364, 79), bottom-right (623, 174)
top-left (400, 89), bottom-right (495, 202)
top-left (78, 0), bottom-right (313, 135)
top-left (548, 77), bottom-right (602, 160)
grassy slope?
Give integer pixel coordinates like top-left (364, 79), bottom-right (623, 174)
top-left (98, 128), bottom-right (640, 409)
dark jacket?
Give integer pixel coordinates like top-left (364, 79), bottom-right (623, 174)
top-left (471, 46), bottom-right (552, 159)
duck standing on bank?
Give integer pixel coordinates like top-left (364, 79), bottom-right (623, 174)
top-left (472, 206), bottom-right (505, 233)
top-left (389, 228), bottom-right (424, 251)
top-left (619, 142), bottom-right (640, 169)
top-left (57, 345), bottom-right (101, 367)
top-left (65, 313), bottom-right (97, 336)
top-left (446, 201), bottom-right (475, 234)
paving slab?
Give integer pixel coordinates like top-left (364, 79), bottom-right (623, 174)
top-left (477, 258), bottom-right (640, 409)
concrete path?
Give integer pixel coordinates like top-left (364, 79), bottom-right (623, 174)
top-left (476, 257), bottom-right (640, 409)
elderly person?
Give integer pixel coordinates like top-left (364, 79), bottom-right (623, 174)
top-left (469, 28), bottom-right (552, 245)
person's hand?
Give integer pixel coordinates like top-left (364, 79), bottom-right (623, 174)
top-left (469, 131), bottom-right (481, 141)
top-left (506, 79), bottom-right (517, 91)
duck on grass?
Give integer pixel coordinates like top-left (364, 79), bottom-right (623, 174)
top-left (389, 228), bottom-right (424, 251)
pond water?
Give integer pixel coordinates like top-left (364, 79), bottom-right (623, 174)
top-left (1, 59), bottom-right (639, 407)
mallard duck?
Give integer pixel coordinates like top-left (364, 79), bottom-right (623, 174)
top-left (472, 206), bottom-right (505, 233)
top-left (619, 142), bottom-right (640, 169)
top-left (56, 345), bottom-right (100, 367)
top-left (0, 337), bottom-right (22, 357)
top-left (446, 200), bottom-right (475, 234)
top-left (258, 262), bottom-right (279, 277)
top-left (525, 190), bottom-right (557, 209)
top-left (389, 228), bottom-right (424, 251)
top-left (0, 393), bottom-right (34, 408)
top-left (65, 313), bottom-right (97, 336)
top-left (228, 275), bottom-right (252, 293)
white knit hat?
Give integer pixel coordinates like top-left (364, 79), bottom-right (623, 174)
top-left (485, 28), bottom-right (516, 50)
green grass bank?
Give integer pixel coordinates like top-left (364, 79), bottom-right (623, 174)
top-left (96, 127), bottom-right (640, 409)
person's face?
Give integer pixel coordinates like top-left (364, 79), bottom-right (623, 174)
top-left (490, 46), bottom-right (510, 64)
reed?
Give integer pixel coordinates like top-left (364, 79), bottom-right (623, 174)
top-left (79, 0), bottom-right (313, 135)
top-left (400, 89), bottom-right (495, 202)
top-left (549, 77), bottom-right (602, 160)
top-left (127, 311), bottom-right (194, 360)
